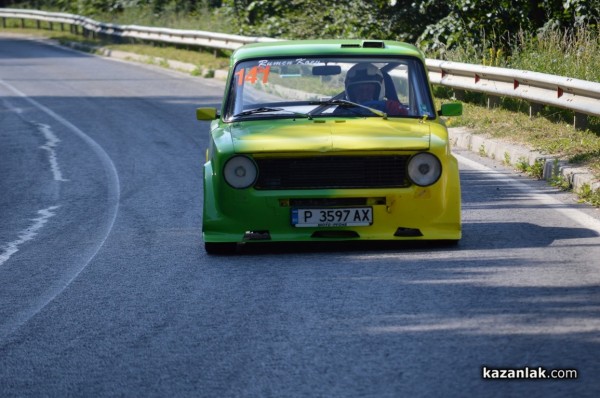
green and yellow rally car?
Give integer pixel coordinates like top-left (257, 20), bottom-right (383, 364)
top-left (197, 39), bottom-right (462, 254)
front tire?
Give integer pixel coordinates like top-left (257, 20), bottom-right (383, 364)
top-left (204, 242), bottom-right (237, 255)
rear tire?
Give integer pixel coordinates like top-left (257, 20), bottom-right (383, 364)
top-left (204, 242), bottom-right (237, 255)
top-left (438, 239), bottom-right (460, 247)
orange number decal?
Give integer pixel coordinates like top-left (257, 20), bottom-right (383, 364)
top-left (259, 65), bottom-right (270, 83)
top-left (235, 66), bottom-right (271, 86)
top-left (235, 69), bottom-right (245, 86)
top-left (245, 66), bottom-right (258, 84)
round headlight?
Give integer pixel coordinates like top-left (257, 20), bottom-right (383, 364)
top-left (223, 156), bottom-right (257, 188)
top-left (407, 153), bottom-right (442, 186)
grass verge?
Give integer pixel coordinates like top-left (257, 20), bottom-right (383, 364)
top-left (441, 95), bottom-right (600, 178)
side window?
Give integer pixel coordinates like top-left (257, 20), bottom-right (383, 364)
top-left (385, 61), bottom-right (434, 117)
top-left (384, 63), bottom-right (409, 105)
top-left (409, 62), bottom-right (435, 117)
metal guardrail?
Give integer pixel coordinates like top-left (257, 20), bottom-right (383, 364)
top-left (427, 60), bottom-right (600, 128)
top-left (1, 7), bottom-right (599, 128)
top-left (0, 8), bottom-right (277, 50)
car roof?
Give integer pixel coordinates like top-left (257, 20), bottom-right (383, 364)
top-left (231, 40), bottom-right (425, 65)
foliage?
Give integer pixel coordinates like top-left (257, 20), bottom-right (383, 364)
top-left (218, 0), bottom-right (394, 39)
top-left (578, 184), bottom-right (600, 206)
top-left (509, 25), bottom-right (600, 81)
top-left (6, 0), bottom-right (600, 56)
top-left (7, 1), bottom-right (222, 16)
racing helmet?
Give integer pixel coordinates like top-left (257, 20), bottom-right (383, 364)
top-left (345, 63), bottom-right (385, 102)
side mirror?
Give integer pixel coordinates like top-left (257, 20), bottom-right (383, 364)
top-left (439, 102), bottom-right (462, 117)
top-left (196, 107), bottom-right (219, 120)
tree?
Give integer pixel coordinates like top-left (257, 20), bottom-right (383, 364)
top-left (416, 0), bottom-right (600, 55)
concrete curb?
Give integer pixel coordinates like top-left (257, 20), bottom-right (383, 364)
top-left (449, 127), bottom-right (600, 192)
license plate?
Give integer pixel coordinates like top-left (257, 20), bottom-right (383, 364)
top-left (291, 207), bottom-right (373, 227)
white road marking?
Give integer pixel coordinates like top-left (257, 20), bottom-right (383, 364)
top-left (1, 97), bottom-right (68, 182)
top-left (0, 206), bottom-right (61, 266)
top-left (455, 153), bottom-right (600, 234)
top-left (0, 78), bottom-right (121, 339)
top-left (38, 123), bottom-right (69, 182)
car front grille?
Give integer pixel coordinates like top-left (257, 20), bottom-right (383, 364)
top-left (254, 155), bottom-right (411, 190)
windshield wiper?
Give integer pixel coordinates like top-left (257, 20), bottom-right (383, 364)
top-left (309, 99), bottom-right (387, 118)
top-left (233, 107), bottom-right (312, 119)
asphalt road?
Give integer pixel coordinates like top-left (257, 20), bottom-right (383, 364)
top-left (1, 34), bottom-right (600, 397)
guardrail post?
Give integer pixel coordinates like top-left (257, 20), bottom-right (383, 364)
top-left (36, 20), bottom-right (40, 29)
top-left (20, 18), bottom-right (25, 28)
top-left (487, 95), bottom-right (500, 109)
top-left (1, 17), bottom-right (5, 28)
top-left (574, 113), bottom-right (588, 130)
top-left (530, 103), bottom-right (543, 118)
top-left (453, 89), bottom-right (465, 101)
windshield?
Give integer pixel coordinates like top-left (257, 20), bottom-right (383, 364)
top-left (224, 57), bottom-right (435, 121)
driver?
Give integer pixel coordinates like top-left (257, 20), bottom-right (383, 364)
top-left (344, 63), bottom-right (407, 116)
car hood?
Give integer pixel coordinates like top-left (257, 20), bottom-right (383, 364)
top-left (230, 118), bottom-right (430, 153)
